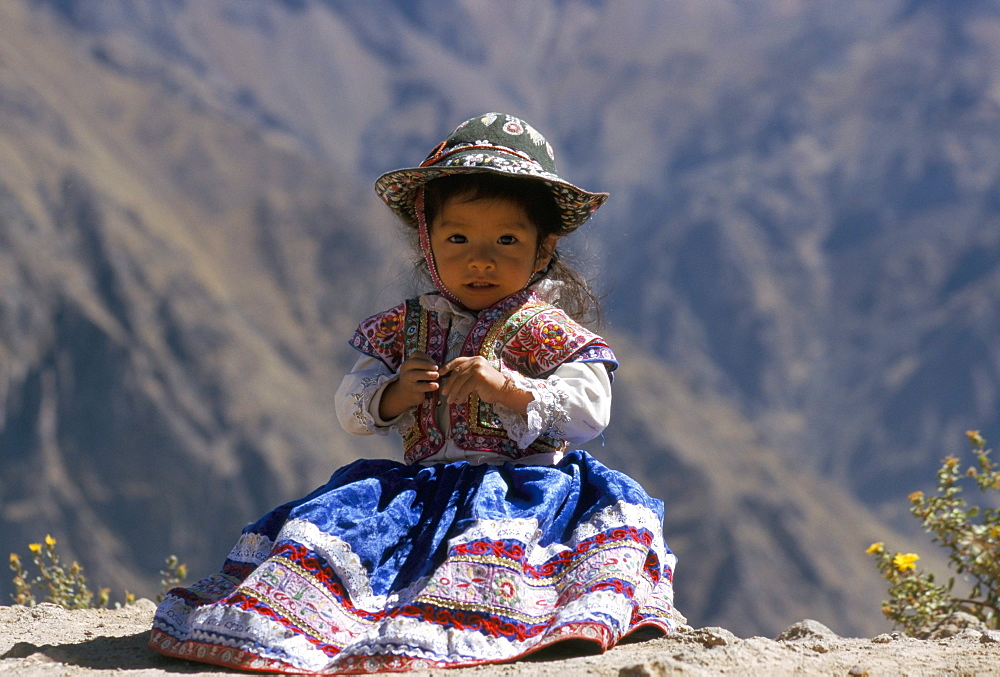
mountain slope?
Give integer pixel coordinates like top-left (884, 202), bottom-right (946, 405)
top-left (0, 0), bottom-right (399, 597)
top-left (0, 0), bottom-right (971, 638)
top-left (590, 336), bottom-right (919, 636)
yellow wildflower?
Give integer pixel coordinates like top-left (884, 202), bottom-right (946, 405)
top-left (28, 543), bottom-right (42, 554)
top-left (45, 534), bottom-right (56, 547)
top-left (893, 552), bottom-right (919, 572)
top-left (908, 491), bottom-right (924, 504)
top-left (944, 455), bottom-right (959, 469)
top-left (9, 552), bottom-right (20, 567)
top-left (866, 542), bottom-right (885, 555)
top-left (966, 430), bottom-right (985, 448)
top-left (989, 525), bottom-right (1000, 540)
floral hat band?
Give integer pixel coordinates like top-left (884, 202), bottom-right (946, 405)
top-left (419, 142), bottom-right (540, 171)
top-left (374, 113), bottom-right (609, 233)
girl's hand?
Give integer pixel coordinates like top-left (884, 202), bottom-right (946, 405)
top-left (440, 356), bottom-right (533, 415)
top-left (379, 351), bottom-right (439, 420)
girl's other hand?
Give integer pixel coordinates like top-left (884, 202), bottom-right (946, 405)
top-left (379, 351), bottom-right (439, 419)
top-left (440, 356), bottom-right (533, 415)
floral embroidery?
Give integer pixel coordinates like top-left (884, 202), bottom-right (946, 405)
top-left (152, 500), bottom-right (676, 673)
top-left (350, 291), bottom-right (615, 464)
top-left (350, 302), bottom-right (407, 371)
top-left (155, 110), bottom-right (676, 676)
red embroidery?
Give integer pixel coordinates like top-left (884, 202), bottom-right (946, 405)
top-left (350, 291), bottom-right (616, 464)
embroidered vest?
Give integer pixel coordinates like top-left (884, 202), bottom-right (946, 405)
top-left (350, 290), bottom-right (617, 464)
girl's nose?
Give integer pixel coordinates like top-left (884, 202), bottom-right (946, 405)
top-left (468, 245), bottom-right (495, 269)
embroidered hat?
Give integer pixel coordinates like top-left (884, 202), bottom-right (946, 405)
top-left (374, 112), bottom-right (609, 233)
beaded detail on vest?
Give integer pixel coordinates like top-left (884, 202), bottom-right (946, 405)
top-left (350, 290), bottom-right (616, 464)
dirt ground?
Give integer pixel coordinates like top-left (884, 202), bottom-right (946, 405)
top-left (2, 601), bottom-right (999, 676)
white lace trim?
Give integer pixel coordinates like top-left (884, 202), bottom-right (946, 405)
top-left (444, 500), bottom-right (669, 569)
top-left (155, 499), bottom-right (675, 671)
top-left (348, 373), bottom-right (414, 434)
top-left (184, 604), bottom-right (338, 672)
top-left (161, 590), bottom-right (639, 671)
top-left (575, 501), bottom-right (674, 570)
top-left (227, 532), bottom-right (274, 565)
top-left (334, 595), bottom-right (629, 664)
top-left (336, 613), bottom-right (520, 662)
top-left (494, 371), bottom-right (571, 448)
top-left (277, 518), bottom-right (389, 611)
top-left (227, 503), bottom-right (668, 598)
top-left (529, 277), bottom-right (562, 305)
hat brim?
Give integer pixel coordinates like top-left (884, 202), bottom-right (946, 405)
top-left (375, 160), bottom-right (608, 234)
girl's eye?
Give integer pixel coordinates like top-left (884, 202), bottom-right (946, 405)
top-left (447, 234), bottom-right (467, 244)
top-left (498, 235), bottom-right (517, 245)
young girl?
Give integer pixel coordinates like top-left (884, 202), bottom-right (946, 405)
top-left (150, 112), bottom-right (678, 673)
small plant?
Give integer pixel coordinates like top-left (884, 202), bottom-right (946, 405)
top-left (867, 430), bottom-right (1000, 635)
top-left (8, 534), bottom-right (109, 609)
top-left (157, 554), bottom-right (188, 603)
top-left (9, 535), bottom-right (188, 608)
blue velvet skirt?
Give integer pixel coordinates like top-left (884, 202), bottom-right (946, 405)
top-left (149, 451), bottom-right (677, 673)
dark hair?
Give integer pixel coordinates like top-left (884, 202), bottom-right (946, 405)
top-left (420, 173), bottom-right (602, 324)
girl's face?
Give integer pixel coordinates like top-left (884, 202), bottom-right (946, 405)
top-left (429, 195), bottom-right (557, 311)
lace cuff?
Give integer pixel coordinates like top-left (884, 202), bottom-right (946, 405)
top-left (348, 374), bottom-right (415, 435)
top-left (493, 370), bottom-right (571, 449)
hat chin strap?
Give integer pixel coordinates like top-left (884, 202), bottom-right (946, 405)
top-left (416, 188), bottom-right (467, 308)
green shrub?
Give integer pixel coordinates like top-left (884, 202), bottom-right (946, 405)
top-left (9, 535), bottom-right (186, 609)
top-left (867, 430), bottom-right (1000, 634)
top-left (8, 534), bottom-right (108, 609)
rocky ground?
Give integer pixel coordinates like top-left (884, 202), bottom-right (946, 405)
top-left (2, 602), bottom-right (999, 676)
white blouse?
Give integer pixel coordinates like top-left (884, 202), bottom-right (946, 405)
top-left (334, 290), bottom-right (612, 466)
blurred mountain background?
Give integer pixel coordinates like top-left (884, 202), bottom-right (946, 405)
top-left (2, 0), bottom-right (999, 639)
